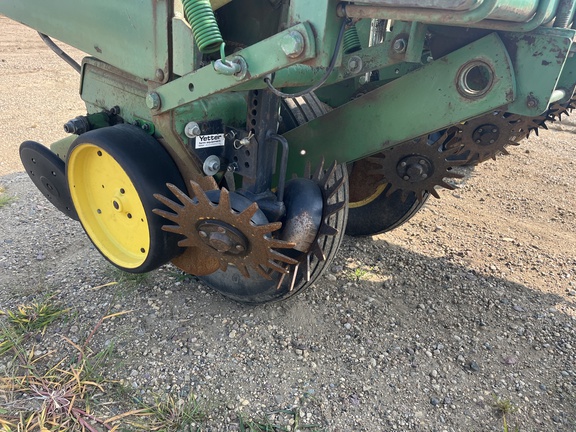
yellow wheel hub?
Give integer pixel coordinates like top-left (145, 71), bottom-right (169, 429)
top-left (67, 143), bottom-right (150, 269)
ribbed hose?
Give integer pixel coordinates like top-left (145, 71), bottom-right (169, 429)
top-left (343, 25), bottom-right (362, 54)
top-left (182, 0), bottom-right (224, 54)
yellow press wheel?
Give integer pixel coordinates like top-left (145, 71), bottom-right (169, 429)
top-left (66, 124), bottom-right (186, 273)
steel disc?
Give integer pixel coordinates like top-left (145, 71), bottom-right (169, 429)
top-left (20, 140), bottom-right (78, 220)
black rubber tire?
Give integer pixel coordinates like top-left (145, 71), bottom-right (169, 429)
top-left (66, 124), bottom-right (186, 273)
top-left (346, 185), bottom-right (427, 237)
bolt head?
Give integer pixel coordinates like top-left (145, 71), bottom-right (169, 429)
top-left (146, 92), bottom-right (161, 110)
top-left (280, 31), bottom-right (305, 58)
top-left (184, 122), bottom-right (201, 138)
top-left (199, 230), bottom-right (208, 238)
top-left (393, 39), bottom-right (407, 53)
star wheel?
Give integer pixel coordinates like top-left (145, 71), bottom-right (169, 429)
top-left (369, 131), bottom-right (467, 202)
top-left (66, 124), bottom-right (186, 273)
top-left (451, 110), bottom-right (530, 164)
top-left (153, 161), bottom-right (347, 303)
top-left (153, 182), bottom-right (298, 280)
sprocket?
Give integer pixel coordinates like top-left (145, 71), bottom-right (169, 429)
top-left (153, 181), bottom-right (298, 279)
top-left (450, 110), bottom-right (531, 163)
top-left (367, 131), bottom-right (466, 202)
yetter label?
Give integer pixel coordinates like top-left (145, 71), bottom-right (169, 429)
top-left (195, 133), bottom-right (225, 149)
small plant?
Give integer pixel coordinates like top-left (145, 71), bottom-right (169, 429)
top-left (0, 298), bottom-right (67, 356)
top-left (492, 396), bottom-right (518, 432)
top-left (0, 185), bottom-right (13, 208)
top-left (239, 407), bottom-right (323, 432)
top-left (0, 310), bottom-right (137, 431)
top-left (2, 300), bottom-right (68, 334)
top-left (130, 392), bottom-right (205, 431)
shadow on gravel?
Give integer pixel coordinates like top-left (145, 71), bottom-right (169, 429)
top-left (0, 173), bottom-right (575, 431)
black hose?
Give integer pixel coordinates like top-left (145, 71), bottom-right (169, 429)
top-left (38, 32), bottom-right (81, 74)
top-left (264, 18), bottom-right (349, 98)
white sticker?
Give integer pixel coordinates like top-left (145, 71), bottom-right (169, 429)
top-left (195, 133), bottom-right (225, 149)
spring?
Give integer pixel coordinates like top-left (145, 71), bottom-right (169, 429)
top-left (343, 25), bottom-right (361, 54)
top-left (182, 0), bottom-right (224, 54)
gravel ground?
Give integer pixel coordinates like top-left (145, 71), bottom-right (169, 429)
top-left (1, 16), bottom-right (575, 431)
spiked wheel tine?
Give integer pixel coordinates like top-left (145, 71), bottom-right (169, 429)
top-left (445, 171), bottom-right (465, 179)
top-left (305, 254), bottom-right (311, 282)
top-left (319, 224), bottom-right (339, 237)
top-left (267, 260), bottom-right (291, 275)
top-left (429, 188), bottom-right (441, 199)
top-left (322, 161), bottom-right (338, 186)
top-left (400, 190), bottom-right (410, 203)
top-left (253, 264), bottom-right (272, 280)
top-left (153, 209), bottom-right (181, 224)
top-left (312, 158), bottom-right (325, 182)
top-left (269, 250), bottom-right (298, 265)
top-left (256, 221), bottom-right (283, 234)
top-left (540, 123), bottom-right (548, 130)
top-left (268, 239), bottom-right (297, 250)
top-left (288, 264), bottom-right (299, 291)
top-left (218, 188), bottom-right (231, 212)
top-left (153, 193), bottom-right (184, 213)
top-left (189, 181), bottom-right (211, 205)
top-left (501, 148), bottom-right (511, 156)
top-left (439, 181), bottom-right (456, 191)
top-left (325, 174), bottom-right (345, 200)
top-left (309, 240), bottom-right (326, 261)
top-left (240, 202), bottom-right (260, 221)
top-left (325, 202), bottom-right (346, 217)
top-left (161, 224), bottom-right (184, 234)
top-left (235, 261), bottom-right (250, 279)
top-left (275, 271), bottom-right (287, 291)
top-left (166, 183), bottom-right (196, 206)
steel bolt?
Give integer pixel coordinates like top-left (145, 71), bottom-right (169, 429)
top-left (347, 56), bottom-right (363, 73)
top-left (527, 98), bottom-right (538, 108)
top-left (199, 231), bottom-right (208, 238)
top-left (280, 31), bottom-right (305, 58)
top-left (235, 244), bottom-right (245, 252)
top-left (155, 68), bottom-right (165, 81)
top-left (146, 92), bottom-right (161, 110)
top-left (393, 38), bottom-right (407, 53)
top-left (403, 175), bottom-right (410, 181)
top-left (492, 128), bottom-right (498, 133)
top-left (184, 122), bottom-right (201, 138)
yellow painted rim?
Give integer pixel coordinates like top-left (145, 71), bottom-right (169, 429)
top-left (67, 143), bottom-right (150, 269)
top-left (348, 184), bottom-right (387, 209)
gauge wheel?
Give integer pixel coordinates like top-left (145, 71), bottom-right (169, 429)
top-left (346, 155), bottom-right (428, 237)
top-left (66, 124), bottom-right (186, 273)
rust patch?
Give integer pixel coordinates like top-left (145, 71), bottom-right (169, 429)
top-left (94, 45), bottom-right (102, 54)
